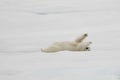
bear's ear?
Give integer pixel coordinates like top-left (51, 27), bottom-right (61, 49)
top-left (89, 42), bottom-right (92, 44)
top-left (86, 41), bottom-right (92, 46)
top-left (80, 41), bottom-right (92, 51)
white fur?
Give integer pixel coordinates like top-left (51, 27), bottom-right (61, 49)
top-left (41, 33), bottom-right (92, 53)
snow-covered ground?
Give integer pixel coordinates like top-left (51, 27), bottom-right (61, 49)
top-left (0, 0), bottom-right (120, 80)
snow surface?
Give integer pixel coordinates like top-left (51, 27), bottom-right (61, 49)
top-left (0, 0), bottom-right (120, 80)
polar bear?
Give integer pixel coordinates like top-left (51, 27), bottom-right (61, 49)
top-left (41, 33), bottom-right (92, 53)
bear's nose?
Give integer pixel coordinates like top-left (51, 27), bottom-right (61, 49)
top-left (85, 47), bottom-right (91, 51)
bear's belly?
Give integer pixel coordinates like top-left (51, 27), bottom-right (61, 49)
top-left (54, 41), bottom-right (78, 51)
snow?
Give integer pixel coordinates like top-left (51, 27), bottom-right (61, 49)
top-left (0, 0), bottom-right (120, 80)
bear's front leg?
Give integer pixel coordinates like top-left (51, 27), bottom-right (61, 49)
top-left (75, 33), bottom-right (88, 43)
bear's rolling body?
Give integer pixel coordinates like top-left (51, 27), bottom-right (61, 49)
top-left (41, 33), bottom-right (92, 53)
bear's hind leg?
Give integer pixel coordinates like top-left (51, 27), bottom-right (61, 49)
top-left (41, 46), bottom-right (62, 53)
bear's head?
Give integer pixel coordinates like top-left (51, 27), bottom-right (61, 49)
top-left (78, 42), bottom-right (92, 51)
